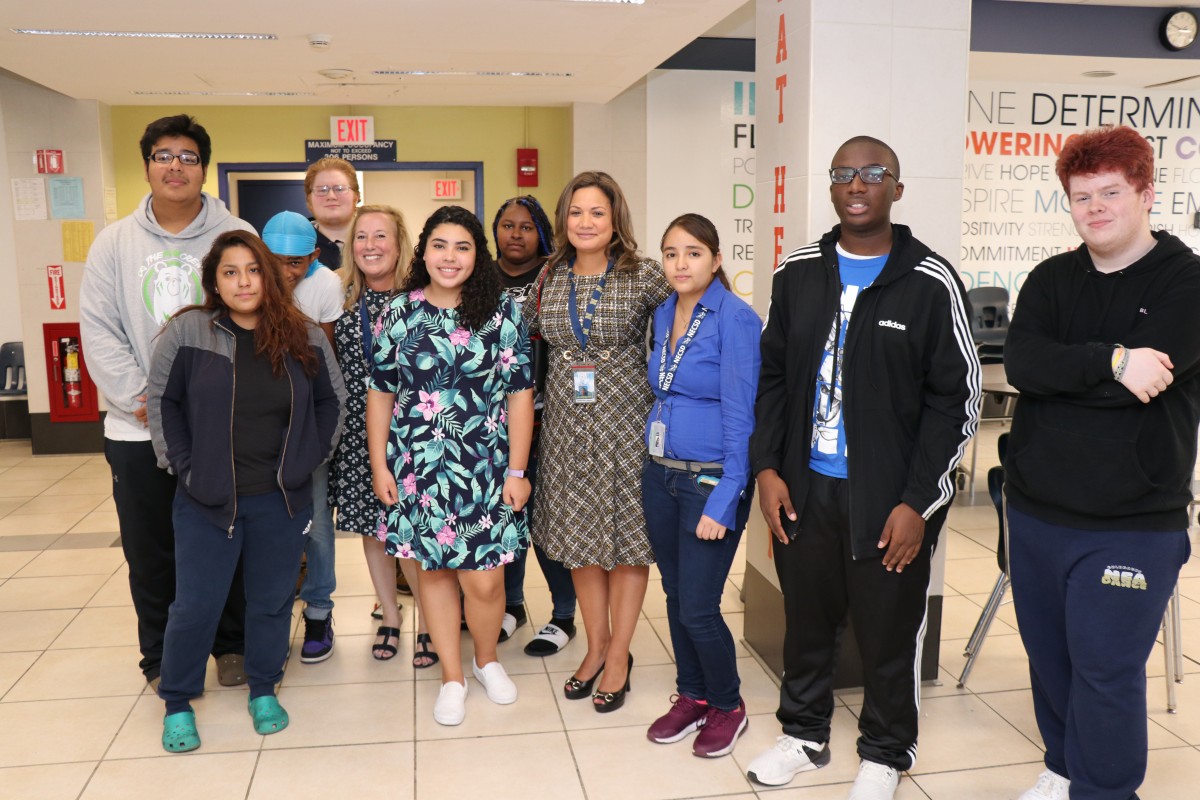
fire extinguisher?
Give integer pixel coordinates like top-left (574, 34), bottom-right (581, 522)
top-left (63, 341), bottom-right (82, 408)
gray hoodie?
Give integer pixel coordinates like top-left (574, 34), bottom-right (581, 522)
top-left (80, 192), bottom-right (254, 438)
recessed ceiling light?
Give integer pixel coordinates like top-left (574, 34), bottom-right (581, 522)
top-left (561, 0), bottom-right (646, 4)
top-left (372, 69), bottom-right (572, 78)
top-left (1082, 70), bottom-right (1116, 78)
top-left (131, 90), bottom-right (312, 97)
top-left (12, 28), bottom-right (276, 40)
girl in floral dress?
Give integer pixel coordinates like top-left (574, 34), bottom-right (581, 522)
top-left (366, 205), bottom-right (534, 726)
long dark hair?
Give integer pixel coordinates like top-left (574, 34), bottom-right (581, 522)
top-left (548, 171), bottom-right (642, 273)
top-left (402, 206), bottom-right (502, 331)
top-left (181, 230), bottom-right (318, 377)
top-left (491, 195), bottom-right (554, 261)
top-left (660, 213), bottom-right (731, 290)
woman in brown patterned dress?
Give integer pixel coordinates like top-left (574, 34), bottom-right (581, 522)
top-left (523, 172), bottom-right (670, 712)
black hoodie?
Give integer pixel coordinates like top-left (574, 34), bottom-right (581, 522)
top-left (1005, 230), bottom-right (1200, 531)
top-left (750, 224), bottom-right (981, 559)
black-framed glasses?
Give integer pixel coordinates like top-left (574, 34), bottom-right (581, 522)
top-left (148, 151), bottom-right (201, 166)
top-left (313, 184), bottom-right (352, 196)
top-left (829, 165), bottom-right (898, 185)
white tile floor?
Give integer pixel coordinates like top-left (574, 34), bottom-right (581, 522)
top-left (0, 429), bottom-right (1196, 799)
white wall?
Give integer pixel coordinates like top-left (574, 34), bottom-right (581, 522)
top-left (0, 70), bottom-right (110, 414)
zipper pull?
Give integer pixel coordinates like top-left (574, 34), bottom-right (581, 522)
top-left (227, 524), bottom-right (234, 539)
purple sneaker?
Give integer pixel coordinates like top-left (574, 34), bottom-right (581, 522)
top-left (692, 699), bottom-right (748, 758)
top-left (647, 694), bottom-right (709, 743)
top-left (300, 614), bottom-right (334, 663)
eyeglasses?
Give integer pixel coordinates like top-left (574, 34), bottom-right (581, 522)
top-left (313, 184), bottom-right (352, 196)
top-left (148, 151), bottom-right (201, 166)
top-left (829, 166), bottom-right (898, 185)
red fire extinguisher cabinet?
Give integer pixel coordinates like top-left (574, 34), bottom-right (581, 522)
top-left (43, 323), bottom-right (99, 422)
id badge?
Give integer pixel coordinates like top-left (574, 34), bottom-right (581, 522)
top-left (648, 420), bottom-right (666, 456)
top-left (572, 364), bottom-right (596, 404)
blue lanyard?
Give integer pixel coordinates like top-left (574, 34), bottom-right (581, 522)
top-left (359, 294), bottom-right (374, 368)
top-left (657, 305), bottom-right (708, 393)
top-left (567, 259), bottom-right (613, 354)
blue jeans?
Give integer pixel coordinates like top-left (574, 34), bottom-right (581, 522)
top-left (1008, 505), bottom-right (1189, 799)
top-left (159, 491), bottom-right (310, 708)
top-left (641, 458), bottom-right (751, 711)
top-left (299, 463), bottom-right (336, 617)
top-left (504, 459), bottom-right (576, 619)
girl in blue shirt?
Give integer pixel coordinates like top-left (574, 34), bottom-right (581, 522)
top-left (641, 214), bottom-right (761, 758)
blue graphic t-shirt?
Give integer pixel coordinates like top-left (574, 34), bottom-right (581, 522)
top-left (809, 245), bottom-right (888, 479)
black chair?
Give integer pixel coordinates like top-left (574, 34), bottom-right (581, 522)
top-left (0, 342), bottom-right (25, 396)
top-left (967, 287), bottom-right (1010, 365)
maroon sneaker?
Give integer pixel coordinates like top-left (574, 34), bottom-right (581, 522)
top-left (647, 694), bottom-right (709, 743)
top-left (692, 699), bottom-right (748, 758)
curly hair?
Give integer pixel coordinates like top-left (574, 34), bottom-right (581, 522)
top-left (339, 205), bottom-right (413, 311)
top-left (180, 230), bottom-right (318, 377)
top-left (402, 205), bottom-right (502, 332)
top-left (1056, 126), bottom-right (1154, 193)
top-left (491, 195), bottom-right (555, 261)
top-left (547, 171), bottom-right (642, 273)
top-left (661, 213), bottom-right (731, 290)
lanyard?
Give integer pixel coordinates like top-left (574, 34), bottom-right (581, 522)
top-left (567, 259), bottom-right (613, 354)
top-left (657, 305), bottom-right (708, 393)
top-left (358, 294), bottom-right (374, 368)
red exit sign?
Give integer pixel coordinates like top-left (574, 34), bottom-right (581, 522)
top-left (330, 116), bottom-right (374, 145)
top-left (433, 179), bottom-right (462, 200)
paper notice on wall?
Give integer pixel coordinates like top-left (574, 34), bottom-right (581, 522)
top-left (11, 178), bottom-right (47, 221)
top-left (62, 220), bottom-right (95, 262)
top-left (103, 187), bottom-right (118, 224)
top-left (48, 176), bottom-right (85, 219)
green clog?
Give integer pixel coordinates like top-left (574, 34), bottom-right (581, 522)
top-left (248, 695), bottom-right (289, 735)
top-left (162, 711), bottom-right (200, 753)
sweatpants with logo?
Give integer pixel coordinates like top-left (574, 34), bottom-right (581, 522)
top-left (1008, 505), bottom-right (1190, 800)
top-left (774, 471), bottom-right (942, 771)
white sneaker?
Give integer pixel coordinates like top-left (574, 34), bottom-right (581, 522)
top-left (746, 735), bottom-right (830, 786)
top-left (433, 680), bottom-right (468, 726)
top-left (472, 658), bottom-right (518, 704)
top-left (1018, 769), bottom-right (1070, 800)
top-left (848, 760), bottom-right (899, 800)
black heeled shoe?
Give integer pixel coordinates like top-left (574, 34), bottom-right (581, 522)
top-left (564, 664), bottom-right (604, 700)
top-left (593, 653), bottom-right (633, 713)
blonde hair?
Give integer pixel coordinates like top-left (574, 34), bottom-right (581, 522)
top-left (338, 205), bottom-right (413, 310)
top-left (304, 157), bottom-right (360, 212)
top-left (548, 171), bottom-right (642, 273)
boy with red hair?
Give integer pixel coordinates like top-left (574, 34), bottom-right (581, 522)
top-left (1005, 125), bottom-right (1200, 799)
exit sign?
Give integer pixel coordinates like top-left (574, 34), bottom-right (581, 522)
top-left (433, 179), bottom-right (462, 200)
top-left (330, 116), bottom-right (374, 145)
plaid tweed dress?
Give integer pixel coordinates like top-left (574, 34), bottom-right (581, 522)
top-left (523, 258), bottom-right (671, 569)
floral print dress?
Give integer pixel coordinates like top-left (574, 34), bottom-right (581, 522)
top-left (369, 288), bottom-right (534, 570)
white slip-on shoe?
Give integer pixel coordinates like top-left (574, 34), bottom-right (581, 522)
top-left (472, 658), bottom-right (518, 704)
top-left (848, 759), bottom-right (899, 800)
top-left (1018, 769), bottom-right (1070, 800)
top-left (433, 680), bottom-right (468, 726)
top-left (746, 735), bottom-right (830, 786)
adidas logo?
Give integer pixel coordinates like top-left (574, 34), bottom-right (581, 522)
top-left (878, 319), bottom-right (907, 331)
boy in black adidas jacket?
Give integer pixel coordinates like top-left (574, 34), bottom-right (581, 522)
top-left (1004, 126), bottom-right (1200, 800)
top-left (745, 137), bottom-right (980, 798)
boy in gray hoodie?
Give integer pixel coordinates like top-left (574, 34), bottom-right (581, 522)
top-left (80, 114), bottom-right (253, 690)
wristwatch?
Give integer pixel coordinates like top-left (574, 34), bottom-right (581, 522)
top-left (507, 468), bottom-right (526, 478)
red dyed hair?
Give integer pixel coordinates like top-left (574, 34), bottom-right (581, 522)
top-left (1055, 126), bottom-right (1154, 193)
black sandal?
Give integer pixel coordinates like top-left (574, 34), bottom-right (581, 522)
top-left (413, 632), bottom-right (439, 669)
top-left (372, 626), bottom-right (400, 661)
